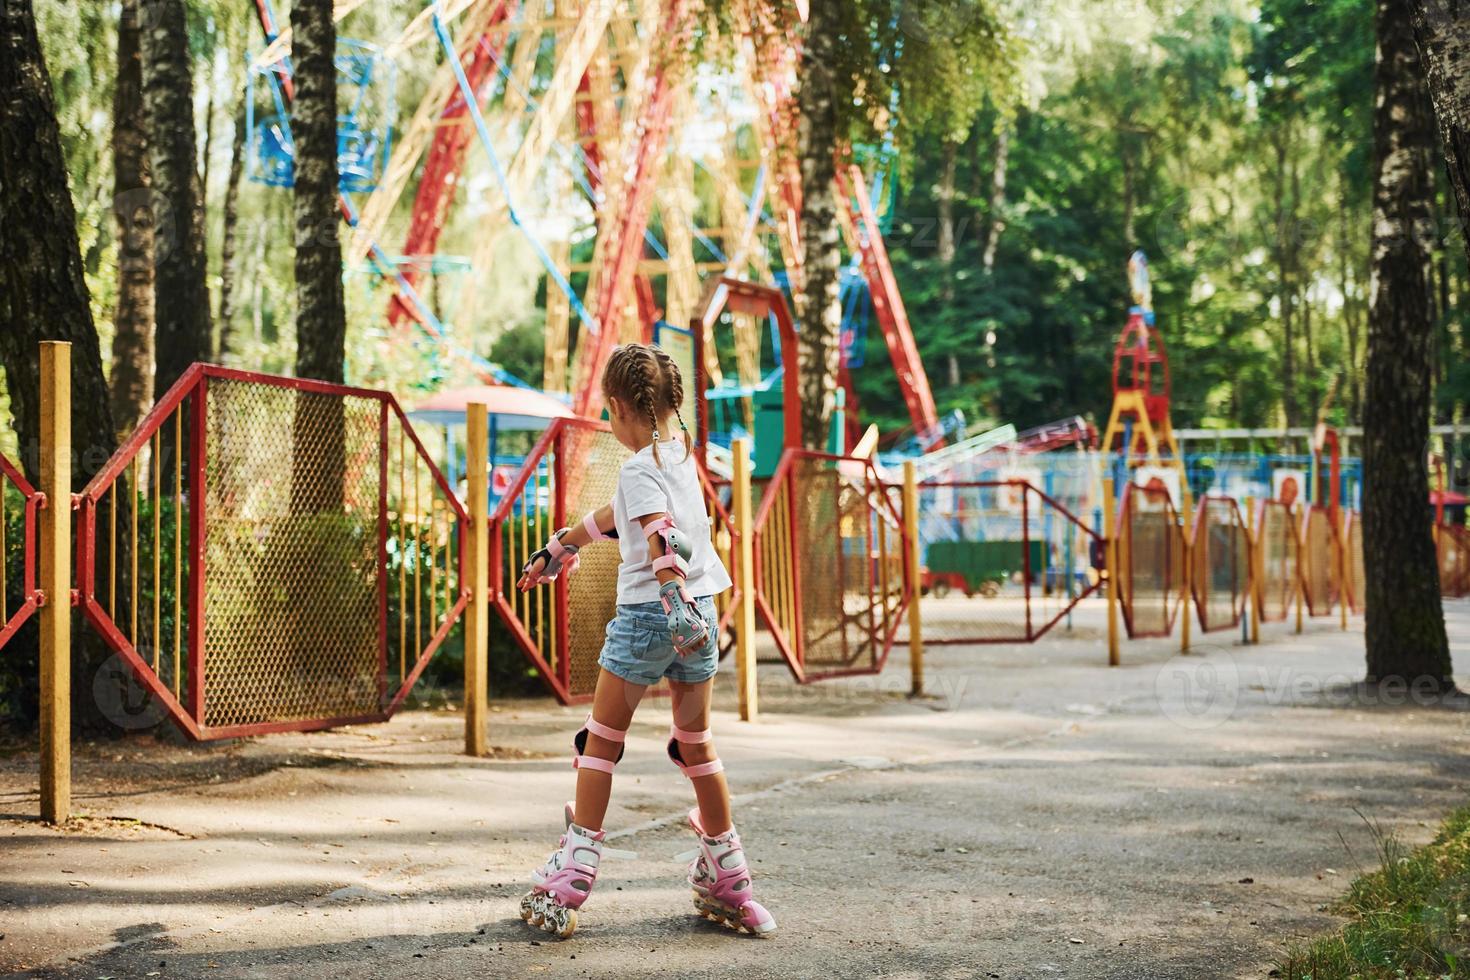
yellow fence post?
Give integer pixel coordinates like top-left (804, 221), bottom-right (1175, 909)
top-left (902, 460), bottom-right (923, 697)
top-left (1103, 478), bottom-right (1120, 666)
top-left (1179, 497), bottom-right (1193, 655)
top-left (1337, 507), bottom-right (1349, 631)
top-left (731, 438), bottom-right (758, 722)
top-left (1295, 503), bottom-right (1305, 635)
top-left (39, 341), bottom-right (70, 824)
top-left (1246, 497), bottom-right (1260, 644)
top-left (464, 403), bottom-right (489, 757)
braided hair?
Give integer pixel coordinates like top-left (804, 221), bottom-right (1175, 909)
top-left (601, 343), bottom-right (692, 465)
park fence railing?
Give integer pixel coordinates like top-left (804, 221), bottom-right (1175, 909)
top-left (1190, 496), bottom-right (1251, 633)
top-left (751, 449), bottom-right (909, 682)
top-left (1255, 499), bottom-right (1300, 622)
top-left (903, 479), bottom-right (1101, 645)
top-left (73, 365), bottom-right (467, 740)
top-left (1437, 523), bottom-right (1470, 599)
top-left (1116, 483), bottom-right (1185, 640)
top-left (0, 454), bottom-right (42, 651)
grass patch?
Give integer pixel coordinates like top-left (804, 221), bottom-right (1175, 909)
top-left (1279, 807), bottom-right (1470, 979)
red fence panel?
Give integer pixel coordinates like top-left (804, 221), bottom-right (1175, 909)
top-left (1344, 511), bottom-right (1366, 613)
top-left (489, 419), bottom-right (740, 704)
top-left (1300, 505), bottom-right (1341, 617)
top-left (1439, 523), bottom-right (1470, 598)
top-left (906, 480), bottom-right (1101, 645)
top-left (0, 454), bottom-right (42, 651)
top-left (752, 450), bottom-right (908, 682)
top-left (1117, 483), bottom-right (1183, 639)
top-left (1191, 496), bottom-right (1250, 633)
top-left (1256, 500), bottom-right (1298, 622)
top-left (76, 365), bottom-right (465, 740)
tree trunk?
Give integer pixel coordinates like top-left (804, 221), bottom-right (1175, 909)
top-left (1363, 0), bottom-right (1450, 688)
top-left (0, 0), bottom-right (124, 732)
top-left (793, 0), bottom-right (843, 450)
top-left (216, 108), bottom-right (247, 360)
top-left (109, 0), bottom-right (154, 441)
top-left (980, 121), bottom-right (1009, 272)
top-left (140, 0), bottom-right (211, 398)
top-left (1409, 0), bottom-right (1470, 261)
top-left (937, 137), bottom-right (958, 304)
top-left (290, 0), bottom-right (347, 512)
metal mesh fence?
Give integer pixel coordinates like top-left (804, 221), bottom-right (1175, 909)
top-left (1117, 483), bottom-right (1182, 639)
top-left (560, 425), bottom-right (628, 700)
top-left (0, 454), bottom-right (41, 651)
top-left (1439, 524), bottom-right (1470, 598)
top-left (490, 422), bottom-right (747, 703)
top-left (384, 405), bottom-right (466, 709)
top-left (1345, 512), bottom-right (1365, 613)
top-left (1301, 506), bottom-right (1340, 616)
top-left (906, 481), bottom-right (1100, 644)
top-left (1256, 500), bottom-right (1298, 622)
top-left (752, 451), bottom-right (906, 681)
top-left (202, 380), bottom-right (384, 729)
top-left (491, 419), bottom-right (629, 704)
top-left (77, 366), bottom-right (467, 739)
top-left (1191, 496), bottom-right (1249, 633)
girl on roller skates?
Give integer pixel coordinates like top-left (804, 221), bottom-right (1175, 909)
top-left (514, 343), bottom-right (776, 939)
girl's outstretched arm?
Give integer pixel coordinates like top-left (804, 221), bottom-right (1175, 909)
top-left (516, 503), bottom-right (616, 591)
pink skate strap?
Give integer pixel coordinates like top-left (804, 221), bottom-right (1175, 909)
top-left (547, 534), bottom-right (574, 560)
top-left (670, 726), bottom-right (712, 744)
top-left (582, 716), bottom-right (626, 742)
top-left (582, 512), bottom-right (613, 541)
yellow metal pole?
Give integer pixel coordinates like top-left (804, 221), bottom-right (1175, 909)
top-left (732, 438), bottom-right (758, 722)
top-left (1179, 495), bottom-right (1192, 654)
top-left (1104, 477), bottom-right (1120, 666)
top-left (1295, 503), bottom-right (1305, 635)
top-left (464, 404), bottom-right (489, 757)
top-left (902, 460), bottom-right (924, 696)
top-left (1338, 507), bottom-right (1349, 631)
top-left (1246, 497), bottom-right (1260, 644)
top-left (39, 341), bottom-right (71, 825)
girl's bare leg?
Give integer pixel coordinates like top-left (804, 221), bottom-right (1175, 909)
top-left (668, 678), bottom-right (732, 836)
top-left (574, 669), bottom-right (646, 832)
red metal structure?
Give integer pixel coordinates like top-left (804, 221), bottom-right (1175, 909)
top-left (488, 414), bottom-right (742, 703)
top-left (835, 163), bottom-right (941, 445)
top-left (691, 277), bottom-right (802, 457)
top-left (1189, 496), bottom-right (1250, 632)
top-left (1116, 482), bottom-right (1183, 639)
top-left (1255, 499), bottom-right (1299, 622)
top-left (572, 0), bottom-right (695, 419)
top-left (388, 2), bottom-right (514, 329)
top-left (909, 480), bottom-right (1102, 645)
top-left (1110, 311), bottom-right (1174, 440)
top-left (1299, 504), bottom-right (1341, 617)
top-left (751, 449), bottom-right (909, 682)
top-left (0, 455), bottom-right (42, 651)
top-left (75, 365), bottom-right (467, 740)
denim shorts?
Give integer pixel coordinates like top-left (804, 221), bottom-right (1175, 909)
top-left (598, 597), bottom-right (720, 685)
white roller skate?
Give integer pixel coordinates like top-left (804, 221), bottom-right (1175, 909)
top-left (675, 808), bottom-right (777, 935)
top-left (520, 803), bottom-right (633, 938)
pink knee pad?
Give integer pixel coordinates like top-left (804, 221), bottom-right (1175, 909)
top-left (666, 726), bottom-right (725, 779)
top-left (572, 715), bottom-right (626, 774)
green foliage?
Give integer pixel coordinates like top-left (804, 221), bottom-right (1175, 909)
top-left (1279, 808), bottom-right (1470, 979)
top-left (850, 0), bottom-right (1466, 442)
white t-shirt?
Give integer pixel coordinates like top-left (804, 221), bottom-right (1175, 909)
top-left (612, 440), bottom-right (732, 604)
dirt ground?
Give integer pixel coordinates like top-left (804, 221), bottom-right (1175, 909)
top-left (3, 598), bottom-right (1470, 980)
